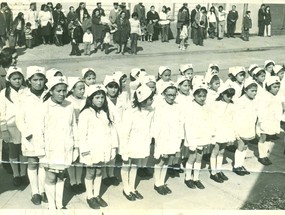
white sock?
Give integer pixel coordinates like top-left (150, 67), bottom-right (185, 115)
top-left (19, 155), bottom-right (27, 177)
top-left (216, 155), bottom-right (223, 173)
top-left (159, 165), bottom-right (167, 186)
top-left (258, 142), bottom-right (267, 158)
top-left (210, 157), bottom-right (217, 175)
top-left (121, 164), bottom-right (131, 194)
top-left (185, 162), bottom-right (193, 181)
top-left (193, 162), bottom-right (201, 181)
top-left (154, 164), bottom-right (162, 187)
top-left (76, 166), bottom-right (83, 184)
top-left (55, 179), bottom-right (64, 209)
top-left (68, 166), bottom-right (76, 186)
top-left (85, 178), bottom-right (93, 199)
top-left (28, 169), bottom-right (39, 195)
top-left (240, 149), bottom-right (247, 167)
top-left (234, 150), bottom-right (242, 168)
top-left (129, 165), bottom-right (137, 192)
top-left (10, 158), bottom-right (20, 177)
top-left (45, 183), bottom-right (56, 209)
top-left (93, 175), bottom-right (102, 197)
top-left (38, 167), bottom-right (46, 194)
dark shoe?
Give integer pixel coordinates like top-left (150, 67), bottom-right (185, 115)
top-left (138, 168), bottom-right (152, 177)
top-left (13, 177), bottom-right (21, 187)
top-left (109, 176), bottom-right (120, 186)
top-left (87, 198), bottom-right (100, 209)
top-left (184, 179), bottom-right (196, 189)
top-left (210, 174), bottom-right (224, 183)
top-left (95, 196), bottom-right (108, 207)
top-left (194, 180), bottom-right (205, 189)
top-left (233, 167), bottom-right (245, 176)
top-left (60, 206), bottom-right (67, 209)
top-left (167, 168), bottom-right (179, 178)
top-left (154, 185), bottom-right (167, 195)
top-left (20, 175), bottom-right (29, 185)
top-left (94, 48), bottom-right (97, 53)
top-left (70, 184), bottom-right (77, 193)
top-left (241, 166), bottom-right (250, 175)
top-left (115, 51), bottom-right (120, 54)
top-left (217, 172), bottom-right (228, 181)
top-left (69, 53), bottom-right (75, 56)
top-left (123, 190), bottom-right (136, 201)
top-left (265, 157), bottom-right (272, 165)
top-left (41, 192), bottom-right (48, 203)
top-left (31, 194), bottom-right (41, 205)
top-left (163, 185), bottom-right (172, 194)
top-left (258, 157), bottom-right (270, 166)
top-left (76, 53), bottom-right (81, 56)
top-left (77, 183), bottom-right (85, 192)
top-left (133, 190), bottom-right (143, 199)
top-left (226, 145), bottom-right (237, 153)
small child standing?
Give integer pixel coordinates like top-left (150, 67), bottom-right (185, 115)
top-left (24, 22), bottom-right (33, 49)
top-left (146, 20), bottom-right (154, 42)
top-left (70, 21), bottom-right (82, 56)
top-left (83, 28), bottom-right (93, 56)
top-left (129, 12), bottom-right (141, 55)
top-left (241, 11), bottom-right (252, 41)
top-left (55, 24), bottom-right (63, 46)
top-left (179, 23), bottom-right (188, 50)
top-left (102, 24), bottom-right (117, 55)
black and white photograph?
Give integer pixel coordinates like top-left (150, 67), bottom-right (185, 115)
top-left (0, 0), bottom-right (285, 214)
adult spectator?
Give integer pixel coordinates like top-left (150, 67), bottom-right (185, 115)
top-left (207, 6), bottom-right (217, 39)
top-left (0, 4), bottom-right (8, 48)
top-left (12, 12), bottom-right (25, 47)
top-left (52, 3), bottom-right (67, 44)
top-left (159, 6), bottom-right (170, 42)
top-left (26, 3), bottom-right (40, 46)
top-left (109, 2), bottom-right (120, 24)
top-left (91, 8), bottom-right (104, 52)
top-left (227, 5), bottom-right (238, 38)
top-left (146, 6), bottom-right (159, 41)
top-left (47, 2), bottom-right (54, 12)
top-left (81, 13), bottom-right (92, 33)
top-left (176, 6), bottom-right (189, 44)
top-left (264, 6), bottom-right (271, 37)
top-left (67, 6), bottom-right (79, 24)
top-left (258, 4), bottom-right (266, 36)
top-left (120, 3), bottom-right (130, 20)
top-left (190, 4), bottom-right (200, 39)
top-left (192, 6), bottom-right (206, 46)
top-left (38, 4), bottom-right (53, 45)
top-left (76, 2), bottom-right (90, 23)
top-left (133, 2), bottom-right (146, 25)
top-left (96, 2), bottom-right (105, 17)
top-left (113, 11), bottom-right (130, 55)
top-left (0, 3), bottom-right (13, 48)
top-left (215, 5), bottom-right (227, 40)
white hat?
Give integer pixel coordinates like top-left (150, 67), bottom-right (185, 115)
top-left (218, 83), bottom-right (235, 95)
top-left (130, 68), bottom-right (147, 79)
top-left (179, 64), bottom-right (193, 74)
top-left (113, 71), bottom-right (126, 80)
top-left (244, 78), bottom-right (257, 89)
top-left (103, 75), bottom-right (120, 87)
top-left (204, 72), bottom-right (219, 84)
top-left (273, 65), bottom-right (284, 74)
top-left (158, 66), bottom-right (171, 76)
top-left (207, 63), bottom-right (219, 73)
top-left (68, 77), bottom-right (84, 92)
top-left (158, 81), bottom-right (176, 95)
top-left (252, 67), bottom-right (265, 76)
top-left (192, 82), bottom-right (208, 94)
top-left (248, 64), bottom-right (259, 74)
top-left (264, 60), bottom-right (275, 68)
top-left (135, 85), bottom-right (153, 102)
top-left (82, 68), bottom-right (95, 78)
top-left (26, 66), bottom-right (46, 79)
top-left (47, 76), bottom-right (68, 90)
top-left (266, 76), bottom-right (280, 87)
top-left (46, 68), bottom-right (62, 81)
top-left (140, 75), bottom-right (156, 85)
top-left (86, 84), bottom-right (106, 97)
top-left (192, 75), bottom-right (205, 86)
top-left (228, 66), bottom-right (246, 77)
top-left (6, 66), bottom-right (23, 81)
top-left (176, 75), bottom-right (190, 85)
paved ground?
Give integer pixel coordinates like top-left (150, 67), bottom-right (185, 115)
top-left (1, 35), bottom-right (285, 214)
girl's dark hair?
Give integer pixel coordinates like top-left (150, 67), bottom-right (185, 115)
top-left (80, 90), bottom-right (113, 125)
top-left (178, 79), bottom-right (191, 92)
top-left (118, 74), bottom-right (127, 94)
top-left (5, 72), bottom-right (24, 103)
top-left (265, 62), bottom-right (274, 68)
top-left (271, 68), bottom-right (285, 76)
top-left (132, 12), bottom-right (138, 18)
top-left (216, 88), bottom-right (235, 102)
top-left (209, 75), bottom-right (220, 85)
top-left (241, 83), bottom-right (258, 96)
top-left (83, 70), bottom-right (96, 79)
top-left (106, 82), bottom-right (120, 97)
top-left (0, 47), bottom-right (16, 68)
top-left (193, 88), bottom-right (207, 97)
top-left (26, 22), bottom-right (32, 27)
top-left (228, 71), bottom-right (245, 82)
top-left (26, 73), bottom-right (47, 89)
top-left (210, 65), bottom-right (219, 72)
top-left (253, 69), bottom-right (266, 82)
top-left (69, 6), bottom-right (74, 10)
top-left (132, 91), bottom-right (155, 110)
top-left (265, 82), bottom-right (280, 92)
top-left (162, 86), bottom-right (177, 94)
top-left (41, 4), bottom-right (46, 11)
top-left (156, 69), bottom-right (171, 81)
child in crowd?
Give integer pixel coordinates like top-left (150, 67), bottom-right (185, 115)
top-left (25, 22), bottom-right (33, 49)
top-left (129, 68), bottom-right (147, 100)
top-left (129, 12), bottom-right (141, 55)
top-left (241, 11), bottom-right (252, 41)
top-left (46, 68), bottom-right (63, 82)
top-left (70, 20), bottom-right (82, 56)
top-left (204, 73), bottom-right (221, 103)
top-left (179, 23), bottom-right (188, 50)
top-left (83, 28), bottom-right (93, 56)
top-left (102, 24), bottom-right (117, 55)
top-left (55, 24), bottom-right (63, 46)
top-left (156, 66), bottom-right (172, 95)
top-left (12, 12), bottom-right (25, 48)
top-left (82, 68), bottom-right (96, 89)
top-left (146, 20), bottom-right (154, 42)
top-left (264, 60), bottom-right (275, 77)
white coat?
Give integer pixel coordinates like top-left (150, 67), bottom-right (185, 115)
top-left (120, 107), bottom-right (154, 159)
top-left (0, 86), bottom-right (25, 144)
top-left (225, 79), bottom-right (243, 102)
top-left (16, 88), bottom-right (48, 157)
top-left (206, 89), bottom-right (219, 104)
top-left (38, 11), bottom-right (53, 27)
top-left (66, 95), bottom-right (86, 123)
top-left (78, 108), bottom-right (118, 165)
top-left (184, 101), bottom-right (214, 150)
top-left (152, 99), bottom-right (184, 159)
top-left (38, 99), bottom-right (77, 170)
top-left (175, 92), bottom-right (192, 107)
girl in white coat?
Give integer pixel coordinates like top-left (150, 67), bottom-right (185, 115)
top-left (156, 66), bottom-right (172, 95)
top-left (184, 82), bottom-right (213, 189)
top-left (120, 85), bottom-right (155, 201)
top-left (256, 76), bottom-right (282, 166)
top-left (66, 77), bottom-right (86, 193)
top-left (16, 66), bottom-right (48, 205)
top-left (152, 81), bottom-right (184, 195)
top-left (210, 83), bottom-right (236, 183)
top-left (40, 76), bottom-right (77, 209)
top-left (204, 73), bottom-right (221, 104)
top-left (0, 66), bottom-right (26, 187)
top-left (79, 84), bottom-right (118, 209)
top-left (233, 79), bottom-right (258, 176)
top-left (82, 68), bottom-right (96, 88)
top-left (264, 60), bottom-right (275, 78)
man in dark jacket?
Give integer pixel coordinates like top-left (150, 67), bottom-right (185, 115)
top-left (258, 4), bottom-right (266, 36)
top-left (227, 5), bottom-right (238, 37)
top-left (0, 3), bottom-right (12, 48)
top-left (75, 2), bottom-right (90, 23)
top-left (190, 4), bottom-right (200, 39)
top-left (133, 2), bottom-right (146, 25)
top-left (70, 21), bottom-right (82, 56)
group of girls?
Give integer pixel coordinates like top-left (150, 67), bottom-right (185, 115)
top-left (0, 59), bottom-right (284, 209)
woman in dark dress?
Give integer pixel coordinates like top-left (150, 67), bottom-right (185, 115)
top-left (113, 11), bottom-right (130, 55)
top-left (146, 6), bottom-right (159, 41)
top-left (91, 8), bottom-right (104, 52)
top-left (52, 3), bottom-right (68, 45)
